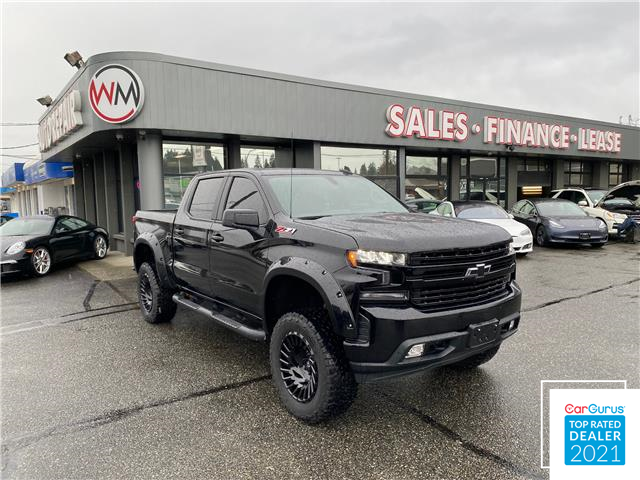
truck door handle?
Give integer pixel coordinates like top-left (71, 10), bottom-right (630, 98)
top-left (174, 227), bottom-right (185, 235)
top-left (210, 233), bottom-right (224, 243)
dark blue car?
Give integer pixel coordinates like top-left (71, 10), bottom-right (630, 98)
top-left (511, 198), bottom-right (608, 247)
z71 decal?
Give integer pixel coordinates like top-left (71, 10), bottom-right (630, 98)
top-left (275, 226), bottom-right (297, 235)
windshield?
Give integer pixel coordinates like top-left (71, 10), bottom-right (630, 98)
top-left (265, 174), bottom-right (408, 218)
top-left (0, 217), bottom-right (54, 236)
top-left (456, 204), bottom-right (510, 219)
top-left (586, 190), bottom-right (607, 204)
top-left (536, 201), bottom-right (587, 217)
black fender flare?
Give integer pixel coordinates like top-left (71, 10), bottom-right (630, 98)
top-left (263, 256), bottom-right (356, 338)
top-left (133, 233), bottom-right (176, 289)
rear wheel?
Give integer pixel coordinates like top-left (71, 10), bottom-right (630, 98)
top-left (93, 234), bottom-right (108, 259)
top-left (449, 345), bottom-right (501, 370)
top-left (535, 226), bottom-right (548, 247)
top-left (269, 309), bottom-right (357, 423)
top-left (30, 246), bottom-right (52, 277)
top-left (137, 262), bottom-right (177, 324)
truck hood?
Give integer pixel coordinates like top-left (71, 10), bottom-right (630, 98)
top-left (298, 213), bottom-right (511, 253)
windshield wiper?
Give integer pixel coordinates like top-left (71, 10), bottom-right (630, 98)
top-left (297, 215), bottom-right (329, 220)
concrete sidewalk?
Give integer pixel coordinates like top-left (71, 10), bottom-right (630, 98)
top-left (76, 251), bottom-right (136, 281)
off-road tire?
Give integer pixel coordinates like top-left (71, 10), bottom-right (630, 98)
top-left (137, 262), bottom-right (177, 324)
top-left (449, 345), bottom-right (501, 370)
top-left (535, 226), bottom-right (548, 247)
top-left (269, 309), bottom-right (357, 423)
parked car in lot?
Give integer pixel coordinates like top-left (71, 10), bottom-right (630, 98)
top-left (431, 201), bottom-right (533, 255)
top-left (0, 215), bottom-right (109, 277)
top-left (596, 180), bottom-right (640, 227)
top-left (510, 198), bottom-right (608, 247)
top-left (551, 187), bottom-right (622, 234)
top-left (405, 198), bottom-right (441, 213)
top-left (133, 169), bottom-right (522, 423)
top-left (0, 214), bottom-right (15, 225)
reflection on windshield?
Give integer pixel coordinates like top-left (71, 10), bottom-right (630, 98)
top-left (586, 190), bottom-right (607, 204)
top-left (537, 201), bottom-right (587, 217)
top-left (266, 174), bottom-right (408, 218)
top-left (0, 218), bottom-right (54, 236)
top-left (456, 205), bottom-right (509, 219)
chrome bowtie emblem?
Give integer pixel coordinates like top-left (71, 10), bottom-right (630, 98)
top-left (465, 263), bottom-right (491, 279)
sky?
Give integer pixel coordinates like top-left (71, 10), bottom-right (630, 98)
top-left (1, 1), bottom-right (639, 171)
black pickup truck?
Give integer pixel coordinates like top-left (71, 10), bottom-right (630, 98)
top-left (133, 169), bottom-right (521, 422)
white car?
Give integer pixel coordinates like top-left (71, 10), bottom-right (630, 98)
top-left (551, 188), bottom-right (626, 235)
top-left (432, 200), bottom-right (534, 255)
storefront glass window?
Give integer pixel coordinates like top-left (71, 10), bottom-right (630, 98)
top-left (563, 160), bottom-right (593, 187)
top-left (405, 155), bottom-right (448, 200)
top-left (609, 162), bottom-right (623, 187)
top-left (240, 147), bottom-right (276, 168)
top-left (460, 156), bottom-right (505, 206)
top-left (320, 146), bottom-right (398, 196)
top-left (162, 142), bottom-right (225, 208)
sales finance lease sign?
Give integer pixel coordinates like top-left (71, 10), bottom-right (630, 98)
top-left (38, 90), bottom-right (83, 152)
top-left (385, 104), bottom-right (622, 153)
top-left (89, 64), bottom-right (144, 124)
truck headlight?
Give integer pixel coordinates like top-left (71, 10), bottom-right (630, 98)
top-left (5, 241), bottom-right (26, 255)
top-left (346, 249), bottom-right (406, 267)
top-left (508, 243), bottom-right (515, 255)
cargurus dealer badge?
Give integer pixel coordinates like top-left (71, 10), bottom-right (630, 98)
top-left (548, 387), bottom-right (639, 479)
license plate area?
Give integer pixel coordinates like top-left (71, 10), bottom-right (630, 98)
top-left (579, 232), bottom-right (591, 240)
top-left (468, 320), bottom-right (499, 347)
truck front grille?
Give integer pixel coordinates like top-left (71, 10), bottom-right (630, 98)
top-left (406, 242), bottom-right (514, 312)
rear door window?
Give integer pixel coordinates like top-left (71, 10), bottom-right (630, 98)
top-left (189, 177), bottom-right (225, 219)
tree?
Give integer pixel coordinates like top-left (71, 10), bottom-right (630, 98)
top-left (367, 162), bottom-right (377, 176)
top-left (359, 163), bottom-right (367, 176)
top-left (254, 156), bottom-right (263, 169)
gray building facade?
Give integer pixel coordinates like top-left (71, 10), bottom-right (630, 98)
top-left (38, 51), bottom-right (640, 254)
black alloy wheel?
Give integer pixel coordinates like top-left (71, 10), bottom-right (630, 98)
top-left (139, 270), bottom-right (154, 315)
top-left (536, 226), bottom-right (547, 247)
top-left (279, 331), bottom-right (319, 402)
top-left (137, 262), bottom-right (177, 324)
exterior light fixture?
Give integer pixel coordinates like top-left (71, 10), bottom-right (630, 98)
top-left (36, 96), bottom-right (53, 107)
top-left (63, 51), bottom-right (85, 69)
top-left (522, 186), bottom-right (543, 196)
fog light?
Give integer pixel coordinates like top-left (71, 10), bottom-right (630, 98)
top-left (405, 344), bottom-right (425, 358)
top-left (509, 320), bottom-right (515, 330)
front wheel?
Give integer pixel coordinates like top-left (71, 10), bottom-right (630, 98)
top-left (535, 226), bottom-right (548, 247)
top-left (137, 262), bottom-right (177, 324)
top-left (269, 309), bottom-right (357, 423)
top-left (30, 246), bottom-right (52, 277)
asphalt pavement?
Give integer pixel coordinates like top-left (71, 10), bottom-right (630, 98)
top-left (1, 241), bottom-right (639, 479)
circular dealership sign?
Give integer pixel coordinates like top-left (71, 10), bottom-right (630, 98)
top-left (88, 64), bottom-right (144, 123)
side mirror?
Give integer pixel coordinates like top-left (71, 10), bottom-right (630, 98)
top-left (406, 203), bottom-right (419, 212)
top-left (222, 209), bottom-right (260, 229)
top-left (578, 200), bottom-right (588, 207)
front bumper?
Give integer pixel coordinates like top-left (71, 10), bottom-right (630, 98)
top-left (548, 230), bottom-right (608, 244)
top-left (346, 282), bottom-right (522, 382)
top-left (0, 256), bottom-right (30, 275)
top-left (512, 234), bottom-right (533, 253)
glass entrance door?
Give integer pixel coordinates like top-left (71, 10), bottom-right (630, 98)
top-left (460, 156), bottom-right (506, 206)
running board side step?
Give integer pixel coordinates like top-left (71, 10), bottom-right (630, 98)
top-left (172, 293), bottom-right (266, 342)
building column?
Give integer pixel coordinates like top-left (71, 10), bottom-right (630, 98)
top-left (82, 157), bottom-right (96, 223)
top-left (227, 137), bottom-right (241, 169)
top-left (73, 159), bottom-right (85, 218)
top-left (506, 157), bottom-right (518, 209)
top-left (630, 162), bottom-right (640, 181)
top-left (449, 155), bottom-right (461, 200)
top-left (592, 161), bottom-right (609, 189)
top-left (103, 150), bottom-right (119, 243)
top-left (397, 147), bottom-right (406, 200)
top-left (94, 153), bottom-right (108, 228)
top-left (551, 157), bottom-right (565, 190)
top-left (136, 133), bottom-right (164, 210)
top-left (312, 142), bottom-right (321, 169)
top-left (119, 143), bottom-right (136, 255)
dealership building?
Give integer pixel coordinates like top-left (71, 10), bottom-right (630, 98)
top-left (32, 51), bottom-right (640, 254)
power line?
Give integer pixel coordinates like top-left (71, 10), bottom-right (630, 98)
top-left (0, 122), bottom-right (38, 126)
top-left (0, 153), bottom-right (41, 161)
top-left (1, 142), bottom-right (39, 149)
